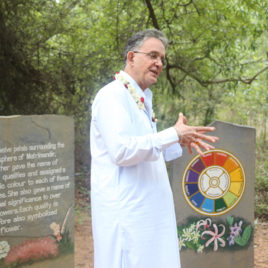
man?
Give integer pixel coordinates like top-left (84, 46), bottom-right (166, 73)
top-left (90, 29), bottom-right (218, 268)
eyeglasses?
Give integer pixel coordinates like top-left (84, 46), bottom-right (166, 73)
top-left (133, 51), bottom-right (166, 66)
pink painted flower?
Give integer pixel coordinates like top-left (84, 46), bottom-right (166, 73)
top-left (196, 218), bottom-right (212, 231)
top-left (202, 224), bottom-right (226, 251)
top-left (140, 97), bottom-right (144, 103)
top-left (4, 237), bottom-right (59, 265)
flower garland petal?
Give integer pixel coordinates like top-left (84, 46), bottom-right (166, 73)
top-left (114, 73), bottom-right (157, 122)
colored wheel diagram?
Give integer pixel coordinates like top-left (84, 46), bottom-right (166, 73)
top-left (182, 149), bottom-right (246, 216)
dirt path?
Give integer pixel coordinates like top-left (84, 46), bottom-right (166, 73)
top-left (254, 222), bottom-right (268, 268)
top-left (75, 210), bottom-right (94, 268)
top-left (74, 209), bottom-right (268, 268)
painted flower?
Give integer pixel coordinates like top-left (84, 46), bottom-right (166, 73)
top-left (56, 234), bottom-right (62, 242)
top-left (50, 222), bottom-right (62, 241)
top-left (196, 218), bottom-right (212, 231)
top-left (197, 245), bottom-right (204, 253)
top-left (182, 228), bottom-right (194, 242)
top-left (178, 238), bottom-right (186, 250)
top-left (192, 230), bottom-right (201, 244)
top-left (49, 222), bottom-right (62, 242)
top-left (227, 220), bottom-right (243, 246)
top-left (50, 222), bottom-right (60, 236)
top-left (4, 237), bottom-right (58, 265)
top-left (0, 241), bottom-right (10, 259)
top-left (189, 223), bottom-right (197, 232)
top-left (227, 234), bottom-right (235, 246)
top-left (230, 221), bottom-right (243, 238)
top-left (202, 224), bottom-right (226, 251)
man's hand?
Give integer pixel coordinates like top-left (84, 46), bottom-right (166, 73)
top-left (174, 113), bottom-right (219, 156)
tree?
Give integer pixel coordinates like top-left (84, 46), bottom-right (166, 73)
top-left (0, 0), bottom-right (267, 171)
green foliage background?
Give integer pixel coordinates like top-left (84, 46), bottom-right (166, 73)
top-left (0, 0), bottom-right (267, 217)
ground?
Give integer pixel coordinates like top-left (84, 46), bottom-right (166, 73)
top-left (74, 186), bottom-right (268, 268)
top-left (254, 222), bottom-right (268, 268)
top-left (75, 209), bottom-right (93, 268)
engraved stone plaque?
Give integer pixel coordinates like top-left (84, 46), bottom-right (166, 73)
top-left (0, 115), bottom-right (74, 268)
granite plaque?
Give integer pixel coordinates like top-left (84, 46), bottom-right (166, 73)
top-left (170, 121), bottom-right (255, 268)
top-left (0, 115), bottom-right (74, 268)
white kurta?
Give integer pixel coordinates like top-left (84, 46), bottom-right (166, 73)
top-left (90, 71), bottom-right (182, 268)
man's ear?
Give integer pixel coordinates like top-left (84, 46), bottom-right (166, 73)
top-left (126, 51), bottom-right (135, 65)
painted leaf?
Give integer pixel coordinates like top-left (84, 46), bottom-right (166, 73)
top-left (234, 225), bottom-right (252, 246)
top-left (227, 215), bottom-right (234, 226)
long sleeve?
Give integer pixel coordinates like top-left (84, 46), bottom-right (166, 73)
top-left (163, 143), bottom-right (182, 162)
top-left (91, 80), bottom-right (180, 167)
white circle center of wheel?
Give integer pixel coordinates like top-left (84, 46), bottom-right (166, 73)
top-left (198, 166), bottom-right (230, 199)
top-left (210, 178), bottom-right (219, 187)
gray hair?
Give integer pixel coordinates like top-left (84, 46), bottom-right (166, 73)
top-left (123, 29), bottom-right (168, 64)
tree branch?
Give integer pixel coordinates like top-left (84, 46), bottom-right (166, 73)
top-left (168, 64), bottom-right (268, 87)
top-left (166, 62), bottom-right (177, 92)
top-left (178, 0), bottom-right (193, 7)
top-left (192, 0), bottom-right (201, 16)
top-left (165, 59), bottom-right (185, 99)
top-left (144, 0), bottom-right (160, 29)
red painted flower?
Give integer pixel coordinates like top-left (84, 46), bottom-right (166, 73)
top-left (140, 97), bottom-right (144, 103)
top-left (124, 83), bottom-right (128, 89)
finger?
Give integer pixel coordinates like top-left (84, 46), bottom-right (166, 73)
top-left (194, 133), bottom-right (219, 143)
top-left (187, 143), bottom-right (193, 155)
top-left (177, 112), bottom-right (185, 124)
top-left (183, 115), bottom-right (187, 125)
top-left (193, 126), bottom-right (216, 133)
top-left (197, 139), bottom-right (215, 151)
top-left (191, 142), bottom-right (205, 157)
top-left (179, 131), bottom-right (217, 144)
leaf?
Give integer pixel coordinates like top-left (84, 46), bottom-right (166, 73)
top-left (227, 215), bottom-right (234, 226)
top-left (234, 225), bottom-right (252, 246)
top-left (185, 241), bottom-right (196, 250)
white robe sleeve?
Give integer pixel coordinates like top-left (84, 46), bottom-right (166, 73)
top-left (163, 143), bottom-right (182, 162)
top-left (91, 83), bottom-right (180, 167)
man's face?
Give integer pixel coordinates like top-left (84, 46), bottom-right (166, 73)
top-left (127, 37), bottom-right (166, 90)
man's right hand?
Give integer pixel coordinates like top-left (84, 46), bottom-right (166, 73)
top-left (173, 113), bottom-right (219, 156)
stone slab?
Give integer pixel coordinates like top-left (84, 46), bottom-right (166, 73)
top-left (170, 120), bottom-right (255, 268)
top-left (0, 115), bottom-right (74, 268)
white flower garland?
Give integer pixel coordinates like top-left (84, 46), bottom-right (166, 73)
top-left (114, 72), bottom-right (157, 122)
